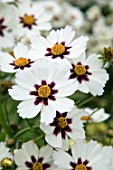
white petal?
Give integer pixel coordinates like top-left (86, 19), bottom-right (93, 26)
top-left (14, 43), bottom-right (28, 58)
top-left (17, 99), bottom-right (42, 119)
top-left (41, 101), bottom-right (56, 124)
top-left (8, 85), bottom-right (33, 101)
top-left (55, 98), bottom-right (74, 113)
top-left (45, 133), bottom-right (62, 148)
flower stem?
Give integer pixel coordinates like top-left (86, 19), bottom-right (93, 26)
top-left (34, 134), bottom-right (44, 142)
top-left (77, 96), bottom-right (96, 108)
top-left (14, 125), bottom-right (39, 140)
top-left (0, 104), bottom-right (12, 137)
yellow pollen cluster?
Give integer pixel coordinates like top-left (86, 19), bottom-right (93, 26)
top-left (38, 85), bottom-right (51, 98)
top-left (14, 57), bottom-right (29, 67)
top-left (32, 162), bottom-right (43, 170)
top-left (1, 158), bottom-right (13, 168)
top-left (75, 164), bottom-right (87, 170)
top-left (23, 14), bottom-right (35, 25)
top-left (58, 117), bottom-right (68, 128)
top-left (81, 116), bottom-right (90, 121)
top-left (51, 44), bottom-right (65, 55)
top-left (74, 65), bottom-right (86, 76)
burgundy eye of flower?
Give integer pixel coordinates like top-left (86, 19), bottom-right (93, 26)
top-left (20, 14), bottom-right (37, 29)
top-left (0, 18), bottom-right (7, 37)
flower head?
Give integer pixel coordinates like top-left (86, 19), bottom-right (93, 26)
top-left (53, 140), bottom-right (112, 170)
top-left (9, 58), bottom-right (76, 124)
top-left (40, 107), bottom-right (85, 151)
top-left (13, 1), bottom-right (52, 38)
top-left (69, 52), bottom-right (109, 96)
top-left (0, 42), bottom-right (35, 73)
top-left (28, 25), bottom-right (88, 61)
top-left (0, 142), bottom-right (13, 170)
top-left (14, 140), bottom-right (54, 170)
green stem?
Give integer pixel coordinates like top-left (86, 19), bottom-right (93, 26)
top-left (26, 119), bottom-right (33, 129)
top-left (77, 96), bottom-right (96, 108)
top-left (14, 125), bottom-right (39, 140)
top-left (34, 134), bottom-right (44, 142)
top-left (4, 102), bottom-right (10, 124)
top-left (0, 104), bottom-right (12, 137)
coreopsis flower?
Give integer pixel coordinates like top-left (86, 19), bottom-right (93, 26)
top-left (13, 1), bottom-right (52, 39)
top-left (53, 140), bottom-right (112, 170)
top-left (40, 107), bottom-right (85, 151)
top-left (0, 142), bottom-right (13, 169)
top-left (28, 25), bottom-right (88, 61)
top-left (14, 140), bottom-right (54, 170)
top-left (69, 52), bottom-right (109, 96)
top-left (0, 42), bottom-right (35, 73)
top-left (0, 3), bottom-right (15, 49)
top-left (64, 5), bottom-right (85, 29)
top-left (9, 58), bottom-right (76, 124)
top-left (80, 108), bottom-right (110, 123)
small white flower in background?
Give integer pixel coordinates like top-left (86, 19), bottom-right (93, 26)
top-left (14, 140), bottom-right (54, 170)
top-left (40, 106), bottom-right (85, 151)
top-left (69, 52), bottom-right (109, 96)
top-left (86, 5), bottom-right (101, 21)
top-left (13, 1), bottom-right (52, 39)
top-left (64, 4), bottom-right (85, 29)
top-left (8, 58), bottom-right (76, 124)
top-left (102, 146), bottom-right (113, 167)
top-left (0, 142), bottom-right (13, 169)
top-left (0, 42), bottom-right (35, 73)
top-left (0, 3), bottom-right (16, 49)
top-left (53, 140), bottom-right (112, 170)
top-left (28, 25), bottom-right (88, 61)
top-left (80, 107), bottom-right (110, 123)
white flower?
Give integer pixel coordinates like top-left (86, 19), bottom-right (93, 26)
top-left (8, 58), bottom-right (76, 124)
top-left (69, 52), bottom-right (109, 96)
top-left (14, 140), bottom-right (54, 170)
top-left (80, 108), bottom-right (110, 123)
top-left (0, 142), bottom-right (13, 169)
top-left (40, 106), bottom-right (85, 151)
top-left (102, 146), bottom-right (113, 167)
top-left (64, 4), bottom-right (85, 29)
top-left (0, 3), bottom-right (15, 49)
top-left (13, 1), bottom-right (52, 39)
top-left (53, 140), bottom-right (112, 170)
top-left (0, 42), bottom-right (35, 73)
top-left (28, 25), bottom-right (88, 61)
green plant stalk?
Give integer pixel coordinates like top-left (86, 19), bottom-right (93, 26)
top-left (14, 125), bottom-right (39, 139)
top-left (77, 96), bottom-right (96, 108)
top-left (0, 104), bottom-right (12, 137)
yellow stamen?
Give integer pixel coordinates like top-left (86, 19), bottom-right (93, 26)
top-left (23, 14), bottom-right (35, 25)
top-left (1, 158), bottom-right (13, 168)
top-left (74, 65), bottom-right (86, 76)
top-left (58, 117), bottom-right (68, 128)
top-left (32, 162), bottom-right (43, 170)
top-left (75, 164), bottom-right (87, 170)
top-left (51, 44), bottom-right (65, 55)
top-left (14, 57), bottom-right (29, 67)
top-left (81, 116), bottom-right (90, 121)
top-left (38, 85), bottom-right (51, 98)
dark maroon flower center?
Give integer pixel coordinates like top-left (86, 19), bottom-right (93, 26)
top-left (25, 155), bottom-right (50, 170)
top-left (69, 62), bottom-right (92, 83)
top-left (70, 158), bottom-right (92, 170)
top-left (10, 57), bottom-right (34, 70)
top-left (30, 80), bottom-right (58, 106)
top-left (50, 111), bottom-right (72, 139)
top-left (20, 14), bottom-right (37, 30)
top-left (45, 42), bottom-right (71, 59)
top-left (0, 18), bottom-right (7, 37)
